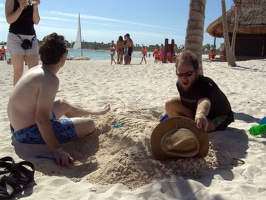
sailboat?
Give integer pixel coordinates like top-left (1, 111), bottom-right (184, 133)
top-left (71, 13), bottom-right (89, 60)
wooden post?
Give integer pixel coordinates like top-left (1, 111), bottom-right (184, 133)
top-left (163, 38), bottom-right (176, 63)
top-left (262, 34), bottom-right (266, 58)
top-left (171, 39), bottom-right (175, 62)
top-left (163, 38), bottom-right (168, 63)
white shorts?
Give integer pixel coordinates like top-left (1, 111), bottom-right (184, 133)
top-left (7, 32), bottom-right (38, 55)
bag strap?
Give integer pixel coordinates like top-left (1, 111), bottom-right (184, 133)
top-left (16, 34), bottom-right (36, 42)
top-left (31, 35), bottom-right (36, 42)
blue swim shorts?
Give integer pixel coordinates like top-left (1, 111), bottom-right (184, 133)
top-left (10, 112), bottom-right (77, 144)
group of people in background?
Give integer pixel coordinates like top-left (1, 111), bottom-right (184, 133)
top-left (110, 37), bottom-right (218, 64)
top-left (109, 39), bottom-right (180, 65)
top-left (153, 44), bottom-right (179, 64)
top-left (153, 45), bottom-right (165, 63)
top-left (109, 33), bottom-right (134, 65)
top-left (109, 34), bottom-right (185, 65)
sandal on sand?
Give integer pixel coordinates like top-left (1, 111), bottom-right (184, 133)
top-left (0, 161), bottom-right (35, 199)
top-left (0, 157), bottom-right (14, 176)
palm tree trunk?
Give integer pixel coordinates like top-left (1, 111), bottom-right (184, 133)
top-left (231, 0), bottom-right (242, 57)
top-left (221, 0), bottom-right (237, 66)
top-left (185, 0), bottom-right (206, 74)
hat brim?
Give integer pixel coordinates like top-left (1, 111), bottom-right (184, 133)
top-left (151, 116), bottom-right (209, 160)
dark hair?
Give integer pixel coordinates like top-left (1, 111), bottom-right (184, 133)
top-left (176, 50), bottom-right (199, 70)
top-left (125, 33), bottom-right (130, 37)
top-left (39, 32), bottom-right (67, 65)
top-left (118, 36), bottom-right (123, 41)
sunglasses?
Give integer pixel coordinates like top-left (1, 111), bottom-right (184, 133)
top-left (176, 70), bottom-right (195, 78)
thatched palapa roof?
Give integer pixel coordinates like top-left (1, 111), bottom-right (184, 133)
top-left (206, 0), bottom-right (266, 38)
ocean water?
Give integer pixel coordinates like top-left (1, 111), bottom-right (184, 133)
top-left (68, 49), bottom-right (144, 60)
top-left (67, 50), bottom-right (210, 60)
top-left (2, 49), bottom-right (143, 61)
top-left (3, 49), bottom-right (208, 61)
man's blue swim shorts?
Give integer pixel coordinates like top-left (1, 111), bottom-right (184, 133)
top-left (10, 112), bottom-right (77, 144)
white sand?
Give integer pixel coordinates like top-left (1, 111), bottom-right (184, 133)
top-left (1, 57), bottom-right (266, 199)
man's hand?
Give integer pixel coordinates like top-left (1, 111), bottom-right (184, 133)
top-left (195, 113), bottom-right (208, 131)
top-left (53, 148), bottom-right (75, 168)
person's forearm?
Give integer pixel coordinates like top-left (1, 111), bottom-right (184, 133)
top-left (36, 118), bottom-right (61, 153)
top-left (6, 7), bottom-right (23, 24)
top-left (32, 6), bottom-right (40, 24)
top-left (195, 98), bottom-right (211, 117)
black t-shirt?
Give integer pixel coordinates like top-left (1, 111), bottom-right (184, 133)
top-left (176, 75), bottom-right (232, 120)
top-left (9, 0), bottom-right (35, 35)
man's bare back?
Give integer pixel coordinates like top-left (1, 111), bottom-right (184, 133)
top-left (8, 65), bottom-right (58, 131)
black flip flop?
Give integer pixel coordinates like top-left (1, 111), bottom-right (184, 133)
top-left (0, 161), bottom-right (35, 199)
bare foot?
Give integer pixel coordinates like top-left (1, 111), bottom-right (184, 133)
top-left (82, 104), bottom-right (111, 117)
top-left (92, 104), bottom-right (110, 115)
top-left (99, 104), bottom-right (111, 115)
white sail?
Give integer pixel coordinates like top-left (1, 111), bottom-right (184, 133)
top-left (73, 13), bottom-right (83, 56)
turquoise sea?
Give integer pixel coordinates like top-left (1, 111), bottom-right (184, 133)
top-left (3, 49), bottom-right (208, 61)
top-left (67, 49), bottom-right (210, 61)
top-left (3, 49), bottom-right (143, 61)
top-left (68, 49), bottom-right (143, 60)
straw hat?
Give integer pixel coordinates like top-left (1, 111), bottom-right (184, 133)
top-left (151, 116), bottom-right (209, 160)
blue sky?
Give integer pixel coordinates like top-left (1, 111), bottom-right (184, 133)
top-left (0, 0), bottom-right (233, 48)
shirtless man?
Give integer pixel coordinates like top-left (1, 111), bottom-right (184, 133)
top-left (7, 32), bottom-right (110, 168)
top-left (124, 33), bottom-right (133, 64)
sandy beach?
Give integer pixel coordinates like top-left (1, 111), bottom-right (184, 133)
top-left (0, 57), bottom-right (266, 199)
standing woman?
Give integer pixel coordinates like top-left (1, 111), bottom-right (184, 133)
top-left (109, 40), bottom-right (116, 65)
top-left (5, 0), bottom-right (40, 86)
top-left (116, 36), bottom-right (124, 64)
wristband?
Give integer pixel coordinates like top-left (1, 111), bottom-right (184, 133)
top-left (55, 147), bottom-right (63, 152)
top-left (195, 112), bottom-right (206, 121)
top-left (196, 111), bottom-right (204, 116)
